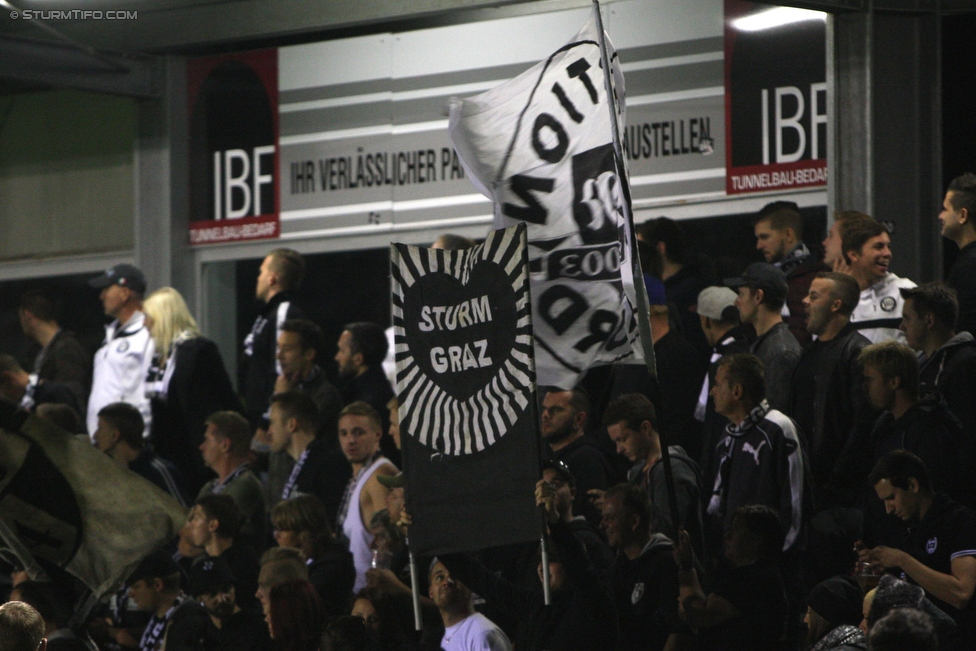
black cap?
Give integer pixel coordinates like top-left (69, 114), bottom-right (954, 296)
top-left (542, 460), bottom-right (576, 489)
top-left (127, 549), bottom-right (180, 585)
top-left (187, 556), bottom-right (236, 596)
top-left (807, 575), bottom-right (863, 627)
top-left (88, 264), bottom-right (147, 294)
top-left (724, 262), bottom-right (788, 303)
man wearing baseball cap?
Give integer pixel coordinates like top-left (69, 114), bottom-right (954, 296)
top-left (86, 264), bottom-right (154, 439)
top-left (188, 556), bottom-right (272, 650)
top-left (726, 263), bottom-right (801, 412)
top-left (126, 549), bottom-right (208, 651)
top-left (694, 286), bottom-right (755, 483)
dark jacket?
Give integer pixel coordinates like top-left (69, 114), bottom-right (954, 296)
top-left (699, 323), bottom-right (755, 483)
top-left (706, 402), bottom-right (808, 553)
top-left (779, 247), bottom-right (828, 347)
top-left (308, 541), bottom-right (357, 619)
top-left (545, 435), bottom-right (613, 529)
top-left (788, 323), bottom-right (876, 509)
top-left (750, 322), bottom-right (801, 412)
top-left (870, 393), bottom-right (966, 500)
top-left (948, 240), bottom-right (976, 337)
top-left (239, 291), bottom-right (302, 428)
top-left (629, 446), bottom-right (705, 561)
top-left (150, 336), bottom-right (243, 493)
top-left (611, 329), bottom-right (709, 463)
top-left (295, 365), bottom-right (342, 446)
top-left (919, 332), bottom-right (976, 507)
top-left (440, 520), bottom-right (618, 651)
top-left (201, 608), bottom-right (273, 651)
top-left (292, 436), bottom-right (352, 524)
top-left (663, 257), bottom-right (715, 359)
top-left (162, 598), bottom-right (210, 651)
top-left (920, 333), bottom-right (976, 430)
top-left (610, 534), bottom-right (685, 651)
top-left (130, 448), bottom-right (190, 507)
top-left (34, 328), bottom-right (90, 414)
top-left (862, 394), bottom-right (968, 547)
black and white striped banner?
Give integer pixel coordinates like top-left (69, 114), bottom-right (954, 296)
top-left (391, 224), bottom-right (541, 554)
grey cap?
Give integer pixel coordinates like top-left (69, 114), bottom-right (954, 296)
top-left (695, 286), bottom-right (738, 320)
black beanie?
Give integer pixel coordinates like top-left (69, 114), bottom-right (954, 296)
top-left (808, 575), bottom-right (864, 627)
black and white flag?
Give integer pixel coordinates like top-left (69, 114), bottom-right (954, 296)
top-left (392, 224), bottom-right (540, 555)
top-left (0, 407), bottom-right (186, 598)
top-left (448, 6), bottom-right (642, 390)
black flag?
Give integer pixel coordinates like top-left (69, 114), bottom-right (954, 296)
top-left (391, 224), bottom-right (540, 555)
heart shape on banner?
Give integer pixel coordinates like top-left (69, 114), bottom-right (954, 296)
top-left (402, 263), bottom-right (516, 402)
top-left (392, 226), bottom-right (534, 456)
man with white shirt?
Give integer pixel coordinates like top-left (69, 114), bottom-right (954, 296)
top-left (842, 220), bottom-right (916, 344)
top-left (429, 559), bottom-right (512, 651)
top-left (86, 264), bottom-right (154, 438)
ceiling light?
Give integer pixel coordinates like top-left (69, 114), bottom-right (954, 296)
top-left (732, 7), bottom-right (827, 32)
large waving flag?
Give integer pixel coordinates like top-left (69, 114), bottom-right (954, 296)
top-left (449, 5), bottom-right (644, 389)
top-left (0, 404), bottom-right (186, 598)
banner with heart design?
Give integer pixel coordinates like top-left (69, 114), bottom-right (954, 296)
top-left (392, 223), bottom-right (541, 554)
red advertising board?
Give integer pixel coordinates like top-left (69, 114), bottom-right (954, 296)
top-left (725, 0), bottom-right (827, 195)
top-left (187, 49), bottom-right (280, 244)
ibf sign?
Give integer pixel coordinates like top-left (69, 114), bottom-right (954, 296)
top-left (725, 0), bottom-right (828, 195)
top-left (213, 146), bottom-right (275, 218)
top-left (187, 50), bottom-right (280, 244)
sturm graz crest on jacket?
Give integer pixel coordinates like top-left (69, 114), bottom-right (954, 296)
top-left (392, 225), bottom-right (534, 456)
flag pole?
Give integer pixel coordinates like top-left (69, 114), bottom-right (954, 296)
top-left (591, 0), bottom-right (680, 533)
top-left (406, 538), bottom-right (423, 630)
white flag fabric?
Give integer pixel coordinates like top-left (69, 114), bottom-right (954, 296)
top-left (449, 6), bottom-right (641, 389)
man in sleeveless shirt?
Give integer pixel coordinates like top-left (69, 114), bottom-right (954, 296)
top-left (335, 401), bottom-right (397, 592)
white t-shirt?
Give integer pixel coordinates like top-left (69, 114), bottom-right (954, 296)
top-left (851, 272), bottom-right (916, 344)
top-left (441, 613), bottom-right (512, 651)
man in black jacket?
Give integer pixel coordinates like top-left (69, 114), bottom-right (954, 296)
top-left (900, 283), bottom-right (976, 469)
top-left (541, 389), bottom-right (612, 528)
top-left (940, 172), bottom-right (976, 336)
top-left (274, 319), bottom-right (341, 444)
top-left (127, 550), bottom-right (209, 651)
top-left (601, 483), bottom-right (688, 651)
top-left (19, 289), bottom-right (90, 414)
top-left (438, 480), bottom-right (618, 651)
top-left (335, 321), bottom-right (397, 463)
top-left (601, 393), bottom-right (705, 561)
top-left (753, 200), bottom-right (828, 346)
top-left (240, 248), bottom-right (305, 431)
top-left (726, 262), bottom-right (801, 412)
top-left (0, 354), bottom-right (83, 419)
top-left (859, 341), bottom-right (968, 544)
top-left (694, 286), bottom-right (755, 480)
top-left (790, 272), bottom-right (876, 510)
top-left (790, 272), bottom-right (876, 584)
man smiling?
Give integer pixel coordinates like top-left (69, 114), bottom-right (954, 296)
top-left (842, 220), bottom-right (916, 344)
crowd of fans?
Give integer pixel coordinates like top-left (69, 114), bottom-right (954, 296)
top-left (3, 175), bottom-right (976, 651)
